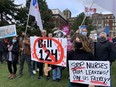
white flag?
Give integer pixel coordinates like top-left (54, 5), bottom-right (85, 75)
top-left (94, 0), bottom-right (116, 19)
top-left (29, 0), bottom-right (43, 31)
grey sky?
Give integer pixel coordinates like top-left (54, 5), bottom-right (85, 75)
top-left (14, 0), bottom-right (111, 17)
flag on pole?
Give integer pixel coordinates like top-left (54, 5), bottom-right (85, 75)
top-left (94, 0), bottom-right (116, 19)
top-left (85, 7), bottom-right (96, 16)
top-left (29, 0), bottom-right (43, 31)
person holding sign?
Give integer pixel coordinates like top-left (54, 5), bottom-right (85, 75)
top-left (94, 32), bottom-right (116, 87)
top-left (71, 25), bottom-right (94, 53)
top-left (38, 30), bottom-right (48, 80)
top-left (67, 34), bottom-right (94, 87)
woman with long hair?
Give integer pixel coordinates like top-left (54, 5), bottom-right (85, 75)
top-left (67, 34), bottom-right (94, 87)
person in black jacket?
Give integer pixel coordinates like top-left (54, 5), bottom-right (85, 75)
top-left (95, 32), bottom-right (115, 64)
top-left (0, 40), bottom-right (3, 64)
top-left (94, 32), bottom-right (116, 87)
top-left (7, 36), bottom-right (19, 79)
top-left (67, 34), bottom-right (94, 87)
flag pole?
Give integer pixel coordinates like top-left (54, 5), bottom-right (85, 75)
top-left (25, 14), bottom-right (30, 36)
top-left (80, 0), bottom-right (95, 26)
top-left (71, 0), bottom-right (95, 38)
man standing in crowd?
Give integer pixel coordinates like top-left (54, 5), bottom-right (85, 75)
top-left (18, 32), bottom-right (33, 78)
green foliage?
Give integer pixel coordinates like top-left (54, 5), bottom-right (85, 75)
top-left (0, 0), bottom-right (54, 36)
top-left (72, 12), bottom-right (94, 33)
top-left (0, 62), bottom-right (68, 87)
top-left (0, 0), bottom-right (20, 26)
top-left (0, 62), bottom-right (116, 87)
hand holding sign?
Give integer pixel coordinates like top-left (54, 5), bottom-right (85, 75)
top-left (69, 60), bottom-right (110, 86)
top-left (30, 37), bottom-right (67, 67)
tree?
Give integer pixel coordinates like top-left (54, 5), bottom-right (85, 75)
top-left (72, 12), bottom-right (94, 33)
top-left (0, 0), bottom-right (20, 26)
top-left (16, 0), bottom-right (54, 35)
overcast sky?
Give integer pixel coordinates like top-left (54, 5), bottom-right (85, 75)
top-left (14, 0), bottom-right (111, 17)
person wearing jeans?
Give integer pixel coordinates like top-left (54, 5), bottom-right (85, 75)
top-left (52, 66), bottom-right (61, 82)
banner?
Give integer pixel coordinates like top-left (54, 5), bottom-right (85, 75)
top-left (0, 25), bottom-right (17, 38)
top-left (85, 7), bottom-right (96, 16)
top-left (69, 60), bottom-right (110, 86)
top-left (62, 26), bottom-right (70, 35)
top-left (30, 37), bottom-right (67, 67)
top-left (29, 0), bottom-right (43, 31)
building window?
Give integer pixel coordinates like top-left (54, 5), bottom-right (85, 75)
top-left (108, 16), bottom-right (110, 18)
top-left (113, 23), bottom-right (115, 26)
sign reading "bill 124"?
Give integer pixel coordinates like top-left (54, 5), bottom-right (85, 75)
top-left (69, 60), bottom-right (110, 86)
top-left (30, 37), bottom-right (67, 67)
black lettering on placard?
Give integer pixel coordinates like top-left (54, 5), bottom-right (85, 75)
top-left (71, 62), bottom-right (84, 68)
top-left (45, 49), bottom-right (50, 61)
top-left (86, 70), bottom-right (109, 75)
top-left (38, 39), bottom-right (52, 48)
top-left (86, 62), bottom-right (108, 69)
top-left (51, 49), bottom-right (57, 62)
top-left (91, 76), bottom-right (110, 84)
top-left (82, 76), bottom-right (89, 80)
top-left (38, 39), bottom-right (43, 48)
top-left (73, 75), bottom-right (81, 80)
top-left (47, 39), bottom-right (52, 47)
top-left (44, 41), bottom-right (46, 47)
top-left (39, 49), bottom-right (43, 60)
top-left (72, 70), bottom-right (83, 74)
top-left (39, 49), bottom-right (57, 61)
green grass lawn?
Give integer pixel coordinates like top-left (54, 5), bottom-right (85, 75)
top-left (0, 61), bottom-right (116, 87)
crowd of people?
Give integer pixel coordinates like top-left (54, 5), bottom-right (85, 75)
top-left (0, 27), bottom-right (116, 87)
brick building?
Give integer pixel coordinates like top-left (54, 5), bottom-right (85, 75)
top-left (51, 9), bottom-right (68, 29)
top-left (91, 13), bottom-right (116, 37)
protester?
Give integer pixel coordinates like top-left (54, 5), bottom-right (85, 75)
top-left (94, 32), bottom-right (116, 87)
top-left (71, 25), bottom-right (94, 52)
top-left (51, 31), bottom-right (65, 82)
top-left (0, 40), bottom-right (3, 64)
top-left (95, 32), bottom-right (115, 63)
top-left (67, 34), bottom-right (94, 87)
top-left (6, 36), bottom-right (19, 79)
top-left (32, 35), bottom-right (39, 75)
top-left (32, 61), bottom-right (39, 74)
top-left (18, 34), bottom-right (33, 78)
top-left (38, 29), bottom-right (47, 79)
top-left (43, 33), bottom-right (52, 80)
top-left (112, 35), bottom-right (116, 46)
top-left (3, 38), bottom-right (9, 61)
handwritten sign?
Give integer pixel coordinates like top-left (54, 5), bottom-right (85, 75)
top-left (0, 25), bottom-right (17, 38)
top-left (69, 60), bottom-right (110, 86)
top-left (30, 37), bottom-right (67, 67)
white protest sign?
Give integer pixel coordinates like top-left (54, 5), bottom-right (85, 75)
top-left (0, 25), bottom-right (17, 38)
top-left (90, 33), bottom-right (97, 41)
top-left (30, 37), bottom-right (67, 67)
top-left (69, 60), bottom-right (110, 86)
